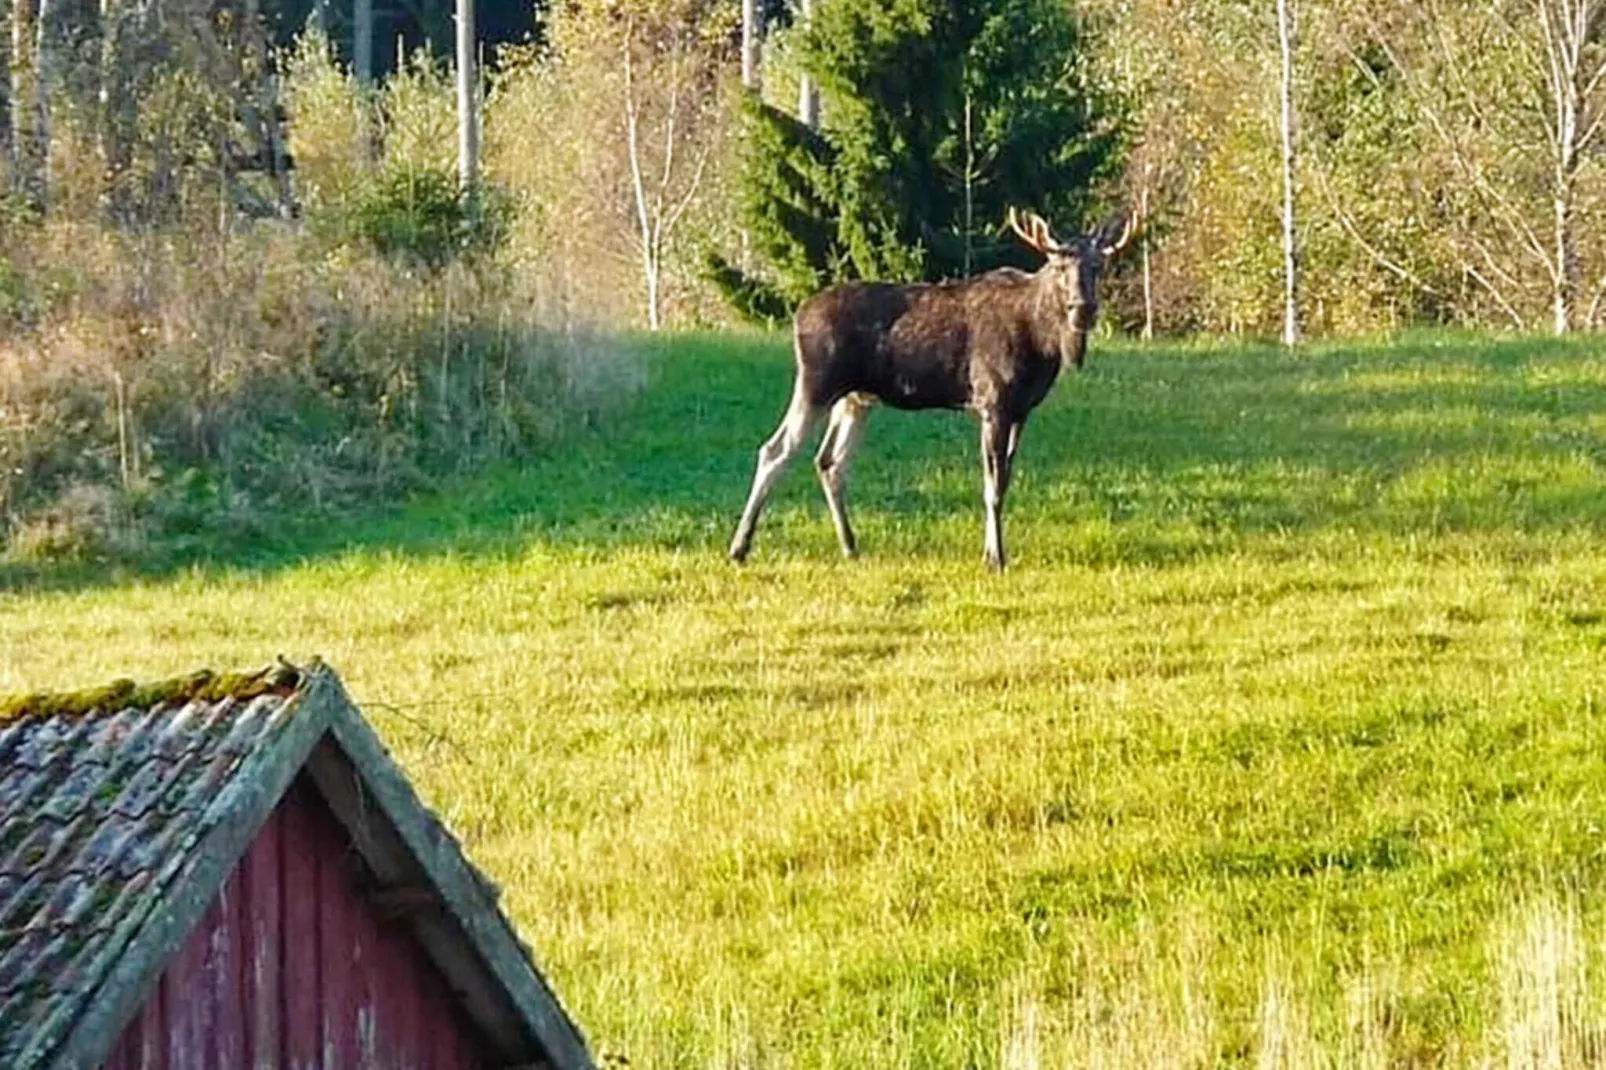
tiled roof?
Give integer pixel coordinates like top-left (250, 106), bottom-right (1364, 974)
top-left (0, 666), bottom-right (306, 1068)
top-left (0, 662), bottom-right (594, 1070)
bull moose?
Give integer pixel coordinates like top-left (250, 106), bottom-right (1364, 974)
top-left (729, 207), bottom-right (1138, 571)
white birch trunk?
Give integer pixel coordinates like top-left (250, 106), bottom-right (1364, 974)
top-left (354, 0), bottom-right (373, 84)
top-left (1140, 184), bottom-right (1154, 340)
top-left (1542, 0), bottom-right (1588, 334)
top-left (742, 0), bottom-right (760, 90)
top-left (1277, 0), bottom-right (1300, 346)
top-left (31, 0), bottom-right (48, 212)
top-left (797, 0), bottom-right (819, 128)
top-left (456, 0), bottom-right (478, 190)
top-left (623, 35), bottom-right (662, 331)
top-left (0, 0), bottom-right (11, 191)
top-left (7, 0), bottom-right (20, 195)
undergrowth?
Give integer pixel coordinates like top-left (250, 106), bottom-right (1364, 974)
top-left (0, 222), bottom-right (641, 562)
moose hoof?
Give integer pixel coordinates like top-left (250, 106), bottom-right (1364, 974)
top-left (729, 542), bottom-right (750, 564)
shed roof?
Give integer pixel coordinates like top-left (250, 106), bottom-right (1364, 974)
top-left (0, 661), bottom-right (592, 1070)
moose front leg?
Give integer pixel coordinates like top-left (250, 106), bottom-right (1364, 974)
top-left (980, 413), bottom-right (1016, 571)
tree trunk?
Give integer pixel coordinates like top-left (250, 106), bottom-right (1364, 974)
top-left (354, 0), bottom-right (373, 84)
top-left (644, 251), bottom-right (661, 331)
top-left (9, 0), bottom-right (22, 192)
top-left (797, 0), bottom-right (818, 128)
top-left (265, 73), bottom-right (294, 217)
top-left (962, 84), bottom-right (973, 275)
top-left (1140, 184), bottom-right (1154, 341)
top-left (1276, 0), bottom-right (1300, 346)
top-left (1550, 1), bottom-right (1582, 334)
top-left (455, 0), bottom-right (477, 189)
top-left (31, 0), bottom-right (48, 214)
top-left (0, 0), bottom-right (11, 192)
top-left (98, 0), bottom-right (133, 218)
top-left (1555, 183), bottom-right (1576, 334)
top-left (741, 0), bottom-right (759, 90)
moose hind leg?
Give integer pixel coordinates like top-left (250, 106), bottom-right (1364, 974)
top-left (815, 394), bottom-right (872, 558)
top-left (730, 388), bottom-right (823, 562)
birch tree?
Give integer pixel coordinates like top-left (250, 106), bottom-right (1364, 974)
top-left (742, 0), bottom-right (760, 89)
top-left (1373, 0), bottom-right (1606, 332)
top-left (1277, 0), bottom-right (1301, 345)
top-left (621, 12), bottom-right (718, 329)
top-left (0, 0), bottom-right (10, 192)
top-left (797, 0), bottom-right (818, 127)
top-left (10, 0), bottom-right (37, 207)
top-left (456, 0), bottom-right (477, 189)
top-left (354, 0), bottom-right (373, 84)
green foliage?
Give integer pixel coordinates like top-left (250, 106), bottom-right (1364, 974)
top-left (708, 94), bottom-right (843, 318)
top-left (349, 168), bottom-right (513, 269)
top-left (284, 28), bottom-right (373, 217)
top-left (715, 0), bottom-right (1119, 319)
top-left (701, 248), bottom-right (791, 328)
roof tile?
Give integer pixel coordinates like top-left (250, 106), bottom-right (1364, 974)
top-left (0, 669), bottom-right (303, 1069)
top-left (0, 661), bottom-right (593, 1070)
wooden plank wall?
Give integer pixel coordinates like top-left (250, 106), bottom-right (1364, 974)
top-left (99, 777), bottom-right (489, 1070)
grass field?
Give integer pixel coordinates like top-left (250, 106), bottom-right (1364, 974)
top-left (5, 331), bottom-right (1606, 1066)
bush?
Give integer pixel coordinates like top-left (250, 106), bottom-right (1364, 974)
top-left (0, 223), bottom-right (643, 561)
top-left (349, 168), bottom-right (513, 269)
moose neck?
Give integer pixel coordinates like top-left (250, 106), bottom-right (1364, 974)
top-left (1028, 272), bottom-right (1090, 371)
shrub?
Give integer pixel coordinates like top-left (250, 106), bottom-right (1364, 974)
top-left (0, 223), bottom-right (642, 561)
top-left (349, 167), bottom-right (513, 269)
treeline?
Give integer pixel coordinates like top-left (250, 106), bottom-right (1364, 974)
top-left (495, 0), bottom-right (1606, 339)
top-left (725, 0), bottom-right (1606, 339)
top-left (2, 0), bottom-right (1603, 557)
top-left (2, 0), bottom-right (1602, 335)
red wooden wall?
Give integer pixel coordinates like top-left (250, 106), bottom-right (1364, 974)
top-left (100, 778), bottom-right (490, 1070)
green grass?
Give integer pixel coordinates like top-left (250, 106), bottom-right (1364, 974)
top-left (6, 330), bottom-right (1606, 1066)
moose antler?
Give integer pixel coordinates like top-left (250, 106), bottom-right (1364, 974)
top-left (1099, 211), bottom-right (1141, 259)
top-left (1005, 207), bottom-right (1057, 254)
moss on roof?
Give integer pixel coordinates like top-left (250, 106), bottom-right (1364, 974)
top-left (0, 660), bottom-right (314, 725)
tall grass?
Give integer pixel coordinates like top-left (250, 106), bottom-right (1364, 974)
top-left (0, 34), bottom-right (645, 562)
top-left (988, 897), bottom-right (1606, 1068)
top-left (0, 222), bottom-right (640, 559)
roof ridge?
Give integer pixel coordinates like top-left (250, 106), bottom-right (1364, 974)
top-left (0, 658), bottom-right (318, 726)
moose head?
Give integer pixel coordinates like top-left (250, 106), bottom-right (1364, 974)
top-left (1006, 207), bottom-right (1139, 350)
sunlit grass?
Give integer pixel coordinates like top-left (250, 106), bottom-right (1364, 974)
top-left (4, 331), bottom-right (1606, 1065)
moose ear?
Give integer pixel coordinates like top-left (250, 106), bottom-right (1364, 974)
top-left (1096, 211), bottom-right (1140, 259)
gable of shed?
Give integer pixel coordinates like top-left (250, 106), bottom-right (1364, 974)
top-left (100, 776), bottom-right (492, 1070)
top-left (0, 663), bottom-right (592, 1070)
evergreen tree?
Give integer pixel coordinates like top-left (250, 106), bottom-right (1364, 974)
top-left (710, 0), bottom-right (1119, 321)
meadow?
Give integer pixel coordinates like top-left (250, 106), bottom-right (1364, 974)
top-left (5, 331), bottom-right (1606, 1066)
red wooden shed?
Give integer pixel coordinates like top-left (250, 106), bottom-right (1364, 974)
top-left (0, 661), bottom-right (593, 1070)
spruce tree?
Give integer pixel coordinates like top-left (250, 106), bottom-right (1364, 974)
top-left (710, 0), bottom-right (1119, 322)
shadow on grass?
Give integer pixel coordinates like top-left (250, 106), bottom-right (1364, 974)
top-left (7, 330), bottom-right (1606, 593)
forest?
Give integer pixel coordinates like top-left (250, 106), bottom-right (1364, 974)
top-left (1, 0), bottom-right (1604, 552)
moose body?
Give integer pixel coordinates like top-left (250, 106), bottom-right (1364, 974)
top-left (729, 209), bottom-right (1135, 570)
